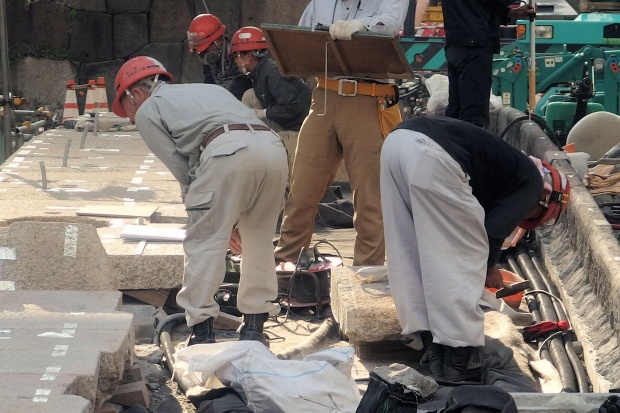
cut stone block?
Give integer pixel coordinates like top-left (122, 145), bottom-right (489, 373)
top-left (330, 266), bottom-right (402, 343)
top-left (108, 381), bottom-right (150, 408)
top-left (0, 221), bottom-right (120, 291)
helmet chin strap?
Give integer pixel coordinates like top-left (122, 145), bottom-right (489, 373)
top-left (147, 74), bottom-right (160, 97)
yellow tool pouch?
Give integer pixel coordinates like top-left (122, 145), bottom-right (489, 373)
top-left (378, 100), bottom-right (402, 138)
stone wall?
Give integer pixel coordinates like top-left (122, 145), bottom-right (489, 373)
top-left (5, 0), bottom-right (308, 116)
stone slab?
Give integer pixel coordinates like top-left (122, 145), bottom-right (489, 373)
top-left (330, 266), bottom-right (402, 343)
top-left (0, 221), bottom-right (119, 291)
top-left (0, 291), bottom-right (134, 409)
top-left (0, 395), bottom-right (91, 412)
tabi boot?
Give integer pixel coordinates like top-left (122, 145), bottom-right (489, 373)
top-left (442, 345), bottom-right (490, 382)
top-left (419, 331), bottom-right (444, 380)
top-left (187, 318), bottom-right (216, 346)
top-left (238, 313), bottom-right (269, 346)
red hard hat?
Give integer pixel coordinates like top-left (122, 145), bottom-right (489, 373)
top-left (112, 56), bottom-right (173, 117)
top-left (229, 26), bottom-right (268, 55)
top-left (519, 161), bottom-right (571, 230)
top-left (187, 14), bottom-right (226, 54)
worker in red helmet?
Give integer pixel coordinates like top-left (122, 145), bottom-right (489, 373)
top-left (380, 116), bottom-right (569, 383)
top-left (187, 14), bottom-right (252, 100)
top-left (229, 26), bottom-right (311, 173)
top-left (112, 56), bottom-right (288, 347)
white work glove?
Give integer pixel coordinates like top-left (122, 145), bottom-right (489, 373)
top-left (253, 108), bottom-right (267, 120)
top-left (329, 19), bottom-right (365, 40)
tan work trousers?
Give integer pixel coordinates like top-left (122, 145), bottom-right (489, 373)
top-left (242, 88), bottom-right (299, 176)
top-left (275, 88), bottom-right (386, 265)
top-left (176, 128), bottom-right (288, 327)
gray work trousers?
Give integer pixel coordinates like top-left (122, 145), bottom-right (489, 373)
top-left (177, 128), bottom-right (288, 327)
top-left (380, 129), bottom-right (487, 347)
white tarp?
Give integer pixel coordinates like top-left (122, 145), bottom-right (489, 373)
top-left (174, 341), bottom-right (361, 413)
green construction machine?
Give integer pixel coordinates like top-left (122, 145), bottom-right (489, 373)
top-left (493, 12), bottom-right (620, 143)
top-left (398, 1), bottom-right (620, 144)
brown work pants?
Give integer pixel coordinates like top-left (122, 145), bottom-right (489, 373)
top-left (275, 87), bottom-right (386, 265)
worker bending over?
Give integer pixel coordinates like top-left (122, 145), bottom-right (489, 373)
top-left (112, 56), bottom-right (288, 346)
top-left (380, 116), bottom-right (570, 381)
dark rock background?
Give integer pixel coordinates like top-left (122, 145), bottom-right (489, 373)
top-left (5, 0), bottom-right (308, 117)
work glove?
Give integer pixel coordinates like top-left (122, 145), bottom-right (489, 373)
top-left (253, 108), bottom-right (267, 120)
top-left (329, 19), bottom-right (365, 40)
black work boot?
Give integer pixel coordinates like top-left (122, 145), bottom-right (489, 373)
top-left (238, 313), bottom-right (269, 346)
top-left (187, 318), bottom-right (215, 346)
top-left (442, 345), bottom-right (489, 382)
top-left (419, 331), bottom-right (444, 379)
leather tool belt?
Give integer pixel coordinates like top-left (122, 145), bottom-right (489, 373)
top-left (201, 123), bottom-right (271, 150)
top-left (317, 78), bottom-right (398, 108)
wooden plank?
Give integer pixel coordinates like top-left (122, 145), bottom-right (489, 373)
top-left (122, 289), bottom-right (171, 307)
top-left (354, 340), bottom-right (423, 361)
top-left (262, 23), bottom-right (414, 79)
top-left (76, 205), bottom-right (158, 218)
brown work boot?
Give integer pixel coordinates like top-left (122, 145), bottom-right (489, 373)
top-left (442, 345), bottom-right (489, 382)
top-left (419, 331), bottom-right (444, 379)
top-left (187, 318), bottom-right (216, 346)
top-left (238, 313), bottom-right (269, 346)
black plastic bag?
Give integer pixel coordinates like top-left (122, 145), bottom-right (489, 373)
top-left (356, 372), bottom-right (420, 413)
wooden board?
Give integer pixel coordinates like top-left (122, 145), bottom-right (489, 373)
top-left (262, 23), bottom-right (413, 79)
top-left (122, 289), bottom-right (171, 307)
top-left (76, 205), bottom-right (158, 218)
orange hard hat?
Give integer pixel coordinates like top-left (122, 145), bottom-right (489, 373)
top-left (229, 26), bottom-right (268, 55)
top-left (187, 14), bottom-right (226, 54)
top-left (519, 161), bottom-right (571, 230)
top-left (112, 56), bottom-right (172, 117)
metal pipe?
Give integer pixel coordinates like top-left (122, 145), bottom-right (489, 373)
top-left (14, 119), bottom-right (46, 134)
top-left (530, 253), bottom-right (590, 392)
top-left (0, 0), bottom-right (12, 161)
top-left (515, 245), bottom-right (578, 392)
top-left (62, 139), bottom-right (72, 167)
top-left (39, 160), bottom-right (47, 190)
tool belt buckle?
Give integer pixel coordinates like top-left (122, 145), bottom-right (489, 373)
top-left (337, 79), bottom-right (357, 97)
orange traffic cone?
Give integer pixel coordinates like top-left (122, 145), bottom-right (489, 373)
top-left (96, 76), bottom-right (109, 112)
top-left (62, 80), bottom-right (79, 121)
top-left (84, 79), bottom-right (97, 114)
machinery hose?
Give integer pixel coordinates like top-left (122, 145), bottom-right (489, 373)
top-left (159, 318), bottom-right (191, 394)
top-left (153, 312), bottom-right (186, 347)
top-left (514, 245), bottom-right (578, 392)
top-left (499, 113), bottom-right (563, 150)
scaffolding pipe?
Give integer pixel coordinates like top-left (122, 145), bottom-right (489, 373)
top-left (0, 0), bottom-right (12, 162)
top-left (15, 119), bottom-right (46, 134)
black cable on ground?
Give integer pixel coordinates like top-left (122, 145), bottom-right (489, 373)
top-left (515, 244), bottom-right (578, 392)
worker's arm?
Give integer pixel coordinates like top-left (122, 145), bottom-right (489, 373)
top-left (362, 0), bottom-right (410, 35)
top-left (264, 66), bottom-right (309, 127)
top-left (134, 109), bottom-right (191, 197)
top-left (485, 175), bottom-right (542, 267)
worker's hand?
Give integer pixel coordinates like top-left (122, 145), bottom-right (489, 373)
top-left (485, 265), bottom-right (504, 289)
top-left (229, 227), bottom-right (242, 255)
top-left (329, 19), bottom-right (365, 40)
top-left (253, 108), bottom-right (267, 120)
top-left (508, 4), bottom-right (535, 19)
